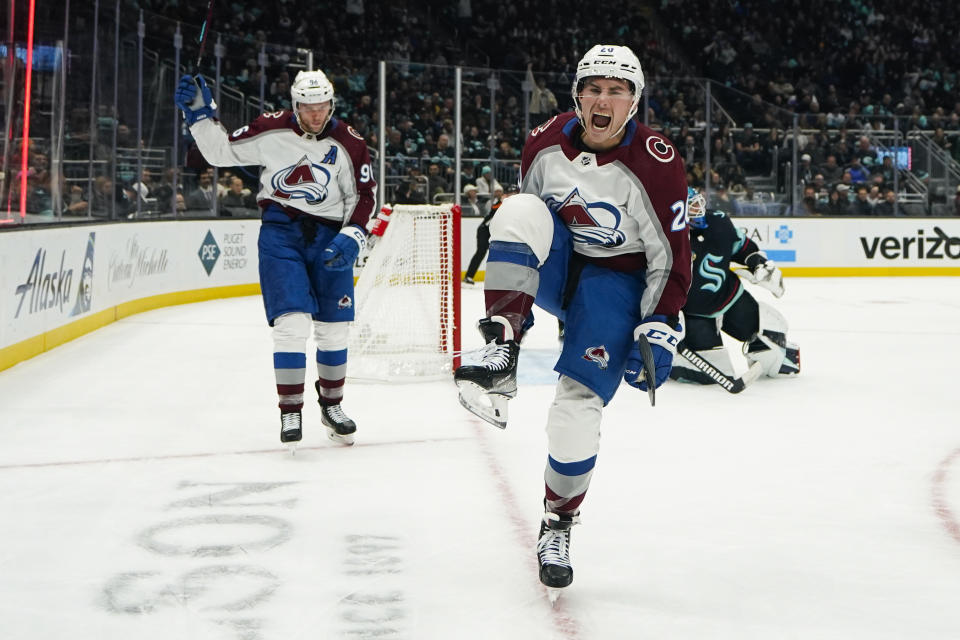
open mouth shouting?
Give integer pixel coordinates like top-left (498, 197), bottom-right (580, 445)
top-left (591, 112), bottom-right (613, 130)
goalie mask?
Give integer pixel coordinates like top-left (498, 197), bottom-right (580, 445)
top-left (291, 70), bottom-right (335, 134)
top-left (687, 187), bottom-right (707, 229)
top-left (572, 45), bottom-right (644, 139)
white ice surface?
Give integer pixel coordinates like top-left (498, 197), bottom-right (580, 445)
top-left (2, 277), bottom-right (960, 639)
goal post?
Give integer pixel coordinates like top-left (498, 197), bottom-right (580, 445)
top-left (347, 204), bottom-right (461, 382)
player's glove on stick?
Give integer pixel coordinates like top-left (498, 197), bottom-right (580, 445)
top-left (624, 315), bottom-right (684, 391)
top-left (323, 224), bottom-right (366, 270)
top-left (741, 253), bottom-right (785, 298)
top-left (174, 75), bottom-right (217, 126)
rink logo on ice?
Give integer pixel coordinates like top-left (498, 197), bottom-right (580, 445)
top-left (270, 155), bottom-right (331, 205)
top-left (860, 226), bottom-right (960, 260)
top-left (583, 345), bottom-right (610, 369)
top-left (198, 230), bottom-right (220, 275)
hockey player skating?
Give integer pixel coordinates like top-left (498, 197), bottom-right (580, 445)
top-left (454, 45), bottom-right (691, 597)
top-left (670, 187), bottom-right (799, 386)
top-left (175, 70), bottom-right (376, 447)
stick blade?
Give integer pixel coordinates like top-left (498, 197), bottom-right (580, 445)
top-left (637, 334), bottom-right (657, 407)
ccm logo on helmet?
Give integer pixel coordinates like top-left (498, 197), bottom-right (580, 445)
top-left (645, 136), bottom-right (675, 163)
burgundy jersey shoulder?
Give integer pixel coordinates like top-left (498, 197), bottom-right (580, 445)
top-left (228, 110), bottom-right (297, 141)
top-left (326, 118), bottom-right (371, 161)
top-left (520, 112), bottom-right (578, 176)
top-left (619, 122), bottom-right (685, 177)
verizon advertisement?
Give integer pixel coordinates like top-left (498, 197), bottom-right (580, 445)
top-left (734, 218), bottom-right (960, 269)
top-left (1, 221), bottom-right (259, 354)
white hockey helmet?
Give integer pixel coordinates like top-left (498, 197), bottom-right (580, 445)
top-left (572, 45), bottom-right (645, 132)
top-left (290, 70), bottom-right (335, 132)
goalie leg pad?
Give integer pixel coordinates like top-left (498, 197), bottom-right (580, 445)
top-left (744, 301), bottom-right (799, 377)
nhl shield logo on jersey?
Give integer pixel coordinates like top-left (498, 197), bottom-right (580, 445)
top-left (271, 155), bottom-right (331, 204)
top-left (546, 188), bottom-right (626, 247)
top-left (337, 295), bottom-right (352, 309)
top-left (582, 345), bottom-right (610, 369)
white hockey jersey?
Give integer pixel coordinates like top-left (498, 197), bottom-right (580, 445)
top-left (189, 112), bottom-right (377, 229)
top-left (519, 112), bottom-right (691, 318)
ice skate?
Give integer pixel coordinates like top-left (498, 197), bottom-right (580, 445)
top-left (537, 510), bottom-right (579, 600)
top-left (280, 411), bottom-right (302, 452)
top-left (320, 403), bottom-right (357, 446)
top-left (454, 316), bottom-right (519, 429)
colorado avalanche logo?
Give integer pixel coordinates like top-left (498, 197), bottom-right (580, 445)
top-left (338, 295), bottom-right (352, 309)
top-left (646, 136), bottom-right (675, 163)
top-left (271, 155), bottom-right (331, 204)
top-left (546, 188), bottom-right (626, 247)
top-left (583, 345), bottom-right (610, 370)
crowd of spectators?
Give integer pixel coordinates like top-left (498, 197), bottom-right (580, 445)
top-left (10, 0), bottom-right (960, 217)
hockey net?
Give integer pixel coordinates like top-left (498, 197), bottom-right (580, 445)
top-left (347, 204), bottom-right (461, 382)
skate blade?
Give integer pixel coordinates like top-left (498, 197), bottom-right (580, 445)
top-left (456, 381), bottom-right (509, 429)
top-left (284, 441), bottom-right (299, 455)
top-left (326, 428), bottom-right (355, 446)
top-left (546, 587), bottom-right (564, 606)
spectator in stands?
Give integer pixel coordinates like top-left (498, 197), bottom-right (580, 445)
top-left (854, 136), bottom-right (877, 163)
top-left (847, 157), bottom-right (870, 185)
top-left (819, 155), bottom-right (844, 186)
top-left (91, 176), bottom-right (131, 218)
top-left (851, 186), bottom-right (874, 215)
top-left (680, 133), bottom-right (699, 168)
top-left (427, 162), bottom-right (449, 203)
top-left (874, 190), bottom-right (905, 217)
top-left (735, 122), bottom-right (764, 174)
top-left (798, 154), bottom-right (815, 186)
top-left (395, 180), bottom-right (426, 205)
top-left (866, 184), bottom-right (882, 209)
top-left (825, 186), bottom-right (851, 216)
top-left (530, 74), bottom-right (559, 117)
top-left (476, 165), bottom-right (501, 196)
top-left (799, 185), bottom-right (823, 216)
top-left (875, 155), bottom-right (897, 186)
top-left (461, 183), bottom-right (482, 217)
top-left (131, 168), bottom-right (158, 204)
top-left (186, 168), bottom-right (216, 211)
top-left (220, 176), bottom-right (257, 216)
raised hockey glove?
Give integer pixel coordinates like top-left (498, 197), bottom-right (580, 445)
top-left (323, 224), bottom-right (366, 270)
top-left (740, 253), bottom-right (785, 297)
top-left (624, 315), bottom-right (684, 391)
top-left (174, 75), bottom-right (217, 126)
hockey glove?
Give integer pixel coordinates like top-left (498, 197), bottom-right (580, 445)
top-left (624, 315), bottom-right (684, 391)
top-left (323, 224), bottom-right (366, 270)
top-left (174, 75), bottom-right (217, 126)
top-left (741, 254), bottom-right (785, 298)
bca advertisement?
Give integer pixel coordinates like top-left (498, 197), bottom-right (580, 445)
top-left (735, 218), bottom-right (960, 269)
top-left (1, 221), bottom-right (259, 352)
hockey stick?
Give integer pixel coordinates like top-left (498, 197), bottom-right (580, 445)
top-left (194, 0), bottom-right (216, 71)
top-left (676, 345), bottom-right (762, 394)
top-left (636, 334), bottom-right (657, 407)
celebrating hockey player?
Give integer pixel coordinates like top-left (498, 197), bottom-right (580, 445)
top-left (454, 45), bottom-right (691, 595)
top-left (174, 70), bottom-right (376, 447)
top-left (670, 187), bottom-right (799, 385)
